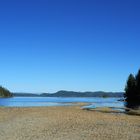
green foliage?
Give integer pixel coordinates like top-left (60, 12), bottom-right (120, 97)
top-left (125, 74), bottom-right (136, 99)
top-left (0, 86), bottom-right (12, 97)
top-left (124, 70), bottom-right (140, 108)
top-left (136, 70), bottom-right (140, 96)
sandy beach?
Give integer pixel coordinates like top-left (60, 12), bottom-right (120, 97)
top-left (0, 105), bottom-right (140, 140)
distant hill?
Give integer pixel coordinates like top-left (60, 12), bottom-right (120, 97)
top-left (13, 90), bottom-right (123, 97)
top-left (13, 93), bottom-right (40, 97)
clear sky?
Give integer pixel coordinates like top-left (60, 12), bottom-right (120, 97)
top-left (0, 0), bottom-right (140, 93)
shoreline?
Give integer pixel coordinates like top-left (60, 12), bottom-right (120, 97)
top-left (0, 105), bottom-right (140, 140)
top-left (0, 101), bottom-right (140, 115)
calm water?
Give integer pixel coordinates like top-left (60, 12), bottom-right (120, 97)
top-left (0, 97), bottom-right (124, 108)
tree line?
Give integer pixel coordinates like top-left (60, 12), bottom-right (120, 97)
top-left (0, 86), bottom-right (13, 97)
top-left (124, 69), bottom-right (140, 108)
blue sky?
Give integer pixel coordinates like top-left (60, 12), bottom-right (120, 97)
top-left (0, 0), bottom-right (140, 93)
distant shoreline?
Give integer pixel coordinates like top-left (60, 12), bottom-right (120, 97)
top-left (13, 90), bottom-right (124, 98)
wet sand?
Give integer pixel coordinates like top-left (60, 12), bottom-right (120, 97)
top-left (0, 106), bottom-right (140, 140)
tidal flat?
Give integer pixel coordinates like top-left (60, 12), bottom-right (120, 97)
top-left (0, 105), bottom-right (140, 140)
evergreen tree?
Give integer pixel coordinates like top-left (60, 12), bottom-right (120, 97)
top-left (125, 74), bottom-right (136, 106)
top-left (0, 86), bottom-right (12, 97)
top-left (124, 70), bottom-right (140, 108)
top-left (136, 69), bottom-right (140, 96)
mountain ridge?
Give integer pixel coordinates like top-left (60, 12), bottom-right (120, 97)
top-left (13, 90), bottom-right (123, 97)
